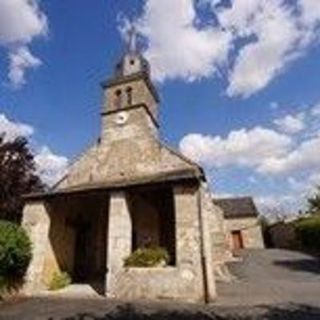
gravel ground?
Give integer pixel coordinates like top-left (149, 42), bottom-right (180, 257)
top-left (0, 249), bottom-right (319, 320)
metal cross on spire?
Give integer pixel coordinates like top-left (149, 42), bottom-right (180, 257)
top-left (127, 23), bottom-right (137, 54)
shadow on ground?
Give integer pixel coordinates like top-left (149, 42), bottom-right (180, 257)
top-left (273, 258), bottom-right (320, 274)
top-left (48, 303), bottom-right (320, 320)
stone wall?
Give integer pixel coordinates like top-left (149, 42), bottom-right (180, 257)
top-left (22, 201), bottom-right (52, 293)
top-left (22, 199), bottom-right (78, 292)
top-left (268, 222), bottom-right (298, 249)
top-left (224, 217), bottom-right (264, 249)
top-left (107, 267), bottom-right (200, 302)
top-left (200, 183), bottom-right (231, 265)
top-left (106, 184), bottom-right (216, 303)
top-left (103, 77), bottom-right (157, 119)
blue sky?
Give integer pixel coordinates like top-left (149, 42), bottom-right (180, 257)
top-left (0, 0), bottom-right (320, 216)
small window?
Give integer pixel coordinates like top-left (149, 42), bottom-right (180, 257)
top-left (130, 59), bottom-right (135, 65)
top-left (114, 89), bottom-right (122, 109)
top-left (126, 87), bottom-right (133, 106)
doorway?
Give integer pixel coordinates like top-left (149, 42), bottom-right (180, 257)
top-left (74, 222), bottom-right (93, 282)
top-left (48, 191), bottom-right (109, 295)
top-left (231, 230), bottom-right (244, 250)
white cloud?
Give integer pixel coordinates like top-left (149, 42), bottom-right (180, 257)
top-left (311, 103), bottom-right (320, 116)
top-left (135, 0), bottom-right (231, 82)
top-left (180, 102), bottom-right (320, 214)
top-left (256, 168), bottom-right (320, 217)
top-left (8, 46), bottom-right (42, 87)
top-left (0, 0), bottom-right (47, 44)
top-left (299, 0), bottom-right (320, 27)
top-left (179, 126), bottom-right (291, 168)
top-left (0, 0), bottom-right (47, 87)
top-left (0, 113), bottom-right (34, 141)
top-left (180, 125), bottom-right (320, 176)
top-left (34, 146), bottom-right (68, 186)
top-left (222, 0), bottom-right (302, 97)
top-left (255, 194), bottom-right (303, 218)
top-left (0, 112), bottom-right (68, 186)
top-left (134, 0), bottom-right (320, 97)
top-left (259, 134), bottom-right (320, 175)
top-left (274, 113), bottom-right (305, 134)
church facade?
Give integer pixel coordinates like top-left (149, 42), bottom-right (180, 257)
top-left (22, 31), bottom-right (230, 303)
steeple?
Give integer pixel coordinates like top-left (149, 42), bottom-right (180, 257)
top-left (100, 24), bottom-right (160, 145)
top-left (114, 24), bottom-right (151, 78)
top-left (127, 24), bottom-right (137, 54)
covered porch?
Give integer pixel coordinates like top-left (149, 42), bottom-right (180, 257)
top-left (22, 178), bottom-right (216, 302)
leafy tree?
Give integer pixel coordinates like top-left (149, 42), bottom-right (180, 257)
top-left (0, 135), bottom-right (44, 222)
top-left (306, 186), bottom-right (320, 215)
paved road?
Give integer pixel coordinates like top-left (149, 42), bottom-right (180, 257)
top-left (0, 249), bottom-right (319, 319)
top-left (216, 249), bottom-right (320, 307)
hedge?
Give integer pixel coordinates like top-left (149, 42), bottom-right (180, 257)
top-left (0, 220), bottom-right (32, 295)
top-left (295, 216), bottom-right (320, 250)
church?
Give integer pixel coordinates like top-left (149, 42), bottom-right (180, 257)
top-left (22, 28), bottom-right (231, 303)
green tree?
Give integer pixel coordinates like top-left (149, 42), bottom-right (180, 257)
top-left (0, 135), bottom-right (44, 222)
top-left (306, 186), bottom-right (320, 215)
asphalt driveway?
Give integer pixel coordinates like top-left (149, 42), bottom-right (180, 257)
top-left (216, 249), bottom-right (320, 307)
top-left (0, 249), bottom-right (319, 320)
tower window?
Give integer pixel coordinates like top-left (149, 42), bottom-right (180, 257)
top-left (126, 87), bottom-right (133, 106)
top-left (114, 89), bottom-right (122, 109)
top-left (130, 59), bottom-right (135, 65)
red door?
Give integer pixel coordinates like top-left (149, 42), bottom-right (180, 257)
top-left (231, 230), bottom-right (244, 250)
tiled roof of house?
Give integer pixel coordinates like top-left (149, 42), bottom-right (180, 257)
top-left (213, 197), bottom-right (259, 219)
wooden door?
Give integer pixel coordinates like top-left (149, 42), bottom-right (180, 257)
top-left (231, 230), bottom-right (244, 250)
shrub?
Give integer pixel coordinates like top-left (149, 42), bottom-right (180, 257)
top-left (0, 220), bottom-right (32, 295)
top-left (49, 271), bottom-right (71, 291)
top-left (295, 216), bottom-right (320, 250)
top-left (124, 247), bottom-right (169, 268)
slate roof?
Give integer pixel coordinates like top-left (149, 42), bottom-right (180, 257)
top-left (213, 197), bottom-right (259, 219)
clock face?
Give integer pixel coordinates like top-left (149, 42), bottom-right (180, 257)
top-left (114, 111), bottom-right (129, 126)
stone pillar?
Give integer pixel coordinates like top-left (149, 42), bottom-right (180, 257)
top-left (105, 191), bottom-right (132, 297)
top-left (22, 201), bottom-right (51, 294)
top-left (174, 184), bottom-right (216, 302)
top-left (199, 184), bottom-right (217, 302)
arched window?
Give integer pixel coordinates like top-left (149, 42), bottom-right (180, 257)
top-left (114, 89), bottom-right (122, 109)
top-left (126, 87), bottom-right (133, 106)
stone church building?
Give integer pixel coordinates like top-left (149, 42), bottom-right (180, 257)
top-left (22, 30), bottom-right (230, 303)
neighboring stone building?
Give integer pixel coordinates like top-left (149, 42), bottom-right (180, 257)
top-left (214, 197), bottom-right (265, 250)
top-left (22, 29), bottom-right (230, 303)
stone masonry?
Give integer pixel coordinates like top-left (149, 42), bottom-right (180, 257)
top-left (22, 27), bottom-right (230, 302)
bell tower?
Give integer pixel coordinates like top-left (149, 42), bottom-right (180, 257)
top-left (100, 26), bottom-right (160, 145)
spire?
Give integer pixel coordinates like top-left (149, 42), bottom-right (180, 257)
top-left (127, 24), bottom-right (137, 54)
top-left (113, 22), bottom-right (150, 78)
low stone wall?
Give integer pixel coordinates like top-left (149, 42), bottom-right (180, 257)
top-left (107, 267), bottom-right (205, 302)
top-left (268, 222), bottom-right (298, 249)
